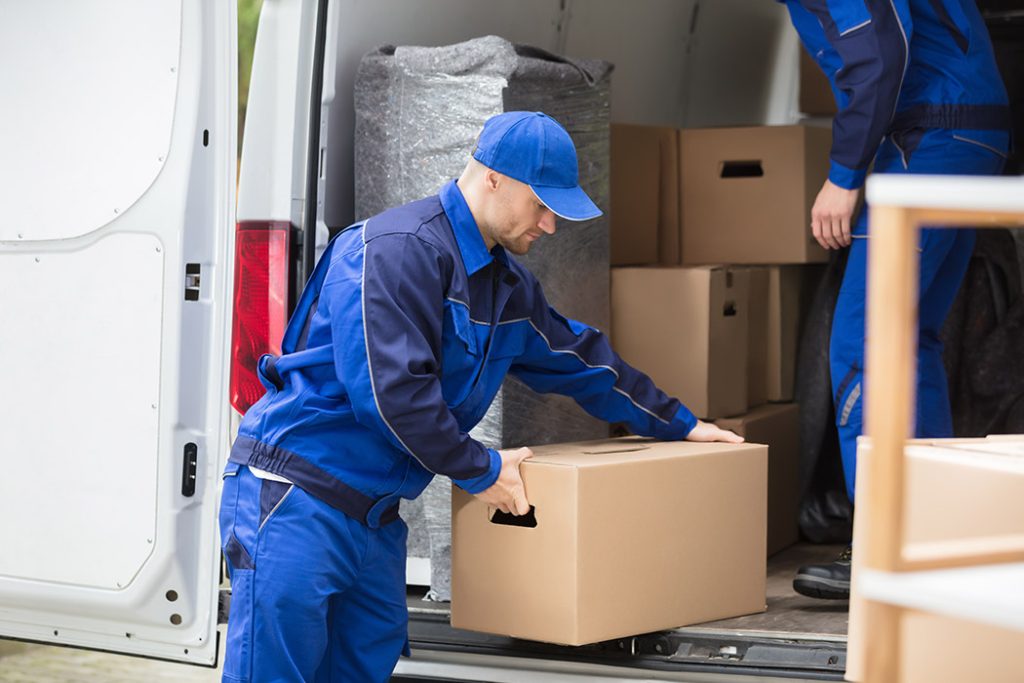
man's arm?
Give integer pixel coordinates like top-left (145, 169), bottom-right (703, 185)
top-left (786, 0), bottom-right (912, 248)
top-left (510, 276), bottom-right (741, 444)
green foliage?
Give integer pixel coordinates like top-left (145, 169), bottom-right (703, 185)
top-left (238, 0), bottom-right (263, 157)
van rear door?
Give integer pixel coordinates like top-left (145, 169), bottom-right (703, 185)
top-left (0, 0), bottom-right (236, 666)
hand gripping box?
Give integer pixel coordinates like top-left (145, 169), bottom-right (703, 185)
top-left (451, 437), bottom-right (767, 646)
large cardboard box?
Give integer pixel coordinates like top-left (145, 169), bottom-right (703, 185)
top-left (900, 611), bottom-right (1024, 683)
top-left (611, 266), bottom-right (749, 419)
top-left (610, 124), bottom-right (680, 266)
top-left (680, 125), bottom-right (831, 265)
top-left (799, 49), bottom-right (836, 117)
top-left (903, 438), bottom-right (1024, 549)
top-left (451, 437), bottom-right (768, 645)
top-left (846, 436), bottom-right (1024, 682)
top-left (716, 403), bottom-right (801, 556)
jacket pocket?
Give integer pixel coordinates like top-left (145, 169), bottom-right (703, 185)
top-left (951, 130), bottom-right (1010, 160)
top-left (445, 299), bottom-right (479, 355)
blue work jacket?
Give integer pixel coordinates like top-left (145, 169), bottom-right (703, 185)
top-left (229, 180), bottom-right (697, 528)
top-left (783, 0), bottom-right (1010, 189)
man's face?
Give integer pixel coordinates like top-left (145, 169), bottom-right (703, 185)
top-left (487, 175), bottom-right (557, 256)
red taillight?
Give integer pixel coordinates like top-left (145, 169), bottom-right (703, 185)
top-left (230, 221), bottom-right (290, 414)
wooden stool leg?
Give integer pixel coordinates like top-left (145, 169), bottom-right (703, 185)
top-left (864, 599), bottom-right (903, 683)
top-left (864, 205), bottom-right (919, 572)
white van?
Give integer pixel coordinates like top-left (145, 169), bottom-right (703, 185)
top-left (2, 1), bottom-right (1019, 680)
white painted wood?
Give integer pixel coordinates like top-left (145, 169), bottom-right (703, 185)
top-left (866, 175), bottom-right (1024, 212)
top-left (859, 563), bottom-right (1024, 634)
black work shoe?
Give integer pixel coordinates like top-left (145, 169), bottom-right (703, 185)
top-left (793, 546), bottom-right (852, 600)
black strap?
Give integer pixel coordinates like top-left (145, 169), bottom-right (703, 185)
top-left (261, 355), bottom-right (285, 391)
top-left (890, 104), bottom-right (1012, 132)
top-left (230, 436), bottom-right (400, 529)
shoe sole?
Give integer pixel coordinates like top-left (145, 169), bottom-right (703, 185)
top-left (793, 575), bottom-right (850, 600)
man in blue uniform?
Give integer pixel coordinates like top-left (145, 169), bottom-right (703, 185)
top-left (783, 0), bottom-right (1010, 599)
top-left (218, 111), bottom-right (742, 682)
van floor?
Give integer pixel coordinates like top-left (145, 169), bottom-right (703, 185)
top-left (408, 542), bottom-right (850, 641)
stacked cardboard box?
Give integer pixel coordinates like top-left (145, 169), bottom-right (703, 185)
top-left (679, 125), bottom-right (830, 265)
top-left (744, 264), bottom-right (821, 404)
top-left (610, 124), bottom-right (680, 266)
top-left (716, 403), bottom-right (800, 556)
top-left (799, 49), bottom-right (837, 117)
top-left (611, 265), bottom-right (749, 420)
top-left (451, 437), bottom-right (768, 645)
top-left (610, 122), bottom-right (832, 555)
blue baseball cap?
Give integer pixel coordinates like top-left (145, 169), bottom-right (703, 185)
top-left (473, 111), bottom-right (602, 222)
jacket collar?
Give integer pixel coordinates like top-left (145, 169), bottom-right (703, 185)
top-left (440, 180), bottom-right (509, 275)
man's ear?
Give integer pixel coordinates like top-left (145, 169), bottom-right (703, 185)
top-left (484, 169), bottom-right (502, 192)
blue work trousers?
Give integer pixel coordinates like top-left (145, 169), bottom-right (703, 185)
top-left (219, 463), bottom-right (410, 682)
top-left (831, 128), bottom-right (1009, 502)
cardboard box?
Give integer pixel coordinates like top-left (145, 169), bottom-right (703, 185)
top-left (745, 267), bottom-right (769, 407)
top-left (746, 266), bottom-right (803, 404)
top-left (716, 403), bottom-right (801, 556)
top-left (846, 436), bottom-right (1024, 682)
top-left (799, 49), bottom-right (836, 117)
top-left (610, 124), bottom-right (680, 265)
top-left (611, 266), bottom-right (749, 419)
top-left (766, 266), bottom-right (804, 402)
top-left (680, 125), bottom-right (831, 265)
top-left (900, 611), bottom-right (1024, 683)
top-left (451, 437), bottom-right (768, 645)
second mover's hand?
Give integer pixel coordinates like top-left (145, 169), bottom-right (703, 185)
top-left (811, 179), bottom-right (860, 250)
top-left (474, 446), bottom-right (533, 515)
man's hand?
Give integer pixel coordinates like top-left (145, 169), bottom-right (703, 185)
top-left (686, 420), bottom-right (744, 444)
top-left (474, 447), bottom-right (533, 515)
top-left (811, 179), bottom-right (860, 250)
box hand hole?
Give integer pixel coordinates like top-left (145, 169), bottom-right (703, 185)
top-left (719, 160), bottom-right (763, 178)
top-left (489, 506), bottom-right (538, 528)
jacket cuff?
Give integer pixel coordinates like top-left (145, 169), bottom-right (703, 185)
top-left (675, 405), bottom-right (699, 439)
top-left (828, 159), bottom-right (867, 190)
top-left (452, 448), bottom-right (502, 494)
top-left (655, 404), bottom-right (699, 441)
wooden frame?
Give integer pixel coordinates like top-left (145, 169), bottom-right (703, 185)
top-left (856, 175), bottom-right (1024, 683)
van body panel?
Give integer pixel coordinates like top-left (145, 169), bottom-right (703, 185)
top-left (0, 0), bottom-right (237, 666)
top-left (0, 1), bottom-right (181, 242)
top-left (236, 0), bottom-right (319, 229)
